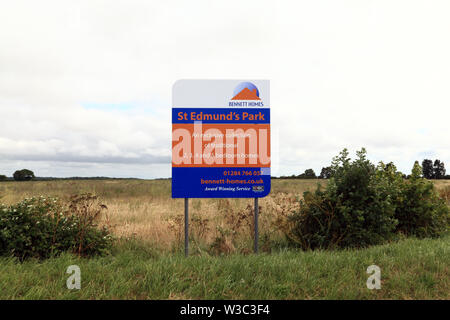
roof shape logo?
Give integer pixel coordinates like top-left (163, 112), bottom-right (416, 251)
top-left (232, 82), bottom-right (260, 100)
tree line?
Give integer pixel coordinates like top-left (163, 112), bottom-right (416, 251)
top-left (1, 159), bottom-right (448, 181)
top-left (274, 158), bottom-right (449, 180)
top-left (0, 169), bottom-right (142, 181)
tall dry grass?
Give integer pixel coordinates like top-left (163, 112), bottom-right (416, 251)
top-left (0, 179), bottom-right (318, 251)
top-left (1, 179), bottom-right (448, 253)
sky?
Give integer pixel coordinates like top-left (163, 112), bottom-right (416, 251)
top-left (0, 0), bottom-right (449, 179)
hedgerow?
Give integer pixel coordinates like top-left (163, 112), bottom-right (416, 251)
top-left (285, 149), bottom-right (449, 250)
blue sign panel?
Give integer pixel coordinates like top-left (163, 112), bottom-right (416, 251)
top-left (172, 80), bottom-right (270, 198)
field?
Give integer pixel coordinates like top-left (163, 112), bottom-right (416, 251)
top-left (0, 179), bottom-right (449, 299)
top-left (0, 179), bottom-right (326, 251)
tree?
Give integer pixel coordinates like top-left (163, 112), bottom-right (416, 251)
top-left (319, 166), bottom-right (332, 179)
top-left (304, 169), bottom-right (316, 178)
top-left (433, 160), bottom-right (446, 179)
top-left (422, 159), bottom-right (433, 179)
top-left (298, 169), bottom-right (316, 179)
top-left (13, 169), bottom-right (35, 181)
top-left (0, 175), bottom-right (7, 181)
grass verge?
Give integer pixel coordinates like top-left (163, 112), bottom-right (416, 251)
top-left (0, 234), bottom-right (448, 300)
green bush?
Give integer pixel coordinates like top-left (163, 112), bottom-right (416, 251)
top-left (0, 195), bottom-right (113, 260)
top-left (287, 149), bottom-right (399, 250)
top-left (394, 162), bottom-right (449, 238)
top-left (285, 149), bottom-right (449, 250)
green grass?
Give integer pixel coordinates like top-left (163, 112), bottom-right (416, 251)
top-left (0, 234), bottom-right (448, 300)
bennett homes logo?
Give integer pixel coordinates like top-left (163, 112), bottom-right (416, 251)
top-left (229, 82), bottom-right (264, 107)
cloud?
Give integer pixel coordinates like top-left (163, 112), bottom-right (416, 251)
top-left (0, 0), bottom-right (449, 178)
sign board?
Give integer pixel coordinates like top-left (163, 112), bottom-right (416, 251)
top-left (172, 80), bottom-right (270, 198)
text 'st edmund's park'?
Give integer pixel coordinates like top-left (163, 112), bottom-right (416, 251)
top-left (172, 80), bottom-right (270, 198)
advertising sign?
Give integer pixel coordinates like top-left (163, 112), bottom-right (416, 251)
top-left (172, 80), bottom-right (270, 198)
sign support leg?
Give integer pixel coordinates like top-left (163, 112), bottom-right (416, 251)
top-left (254, 197), bottom-right (259, 254)
top-left (185, 198), bottom-right (189, 257)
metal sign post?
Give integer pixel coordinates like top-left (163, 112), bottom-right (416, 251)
top-left (254, 197), bottom-right (259, 253)
top-left (184, 198), bottom-right (189, 257)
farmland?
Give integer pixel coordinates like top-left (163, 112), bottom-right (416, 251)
top-left (0, 179), bottom-right (325, 251)
top-left (0, 179), bottom-right (449, 299)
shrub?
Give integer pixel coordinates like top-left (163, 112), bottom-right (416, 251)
top-left (394, 162), bottom-right (449, 238)
top-left (286, 149), bottom-right (400, 250)
top-left (0, 194), bottom-right (113, 260)
top-left (283, 149), bottom-right (449, 250)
